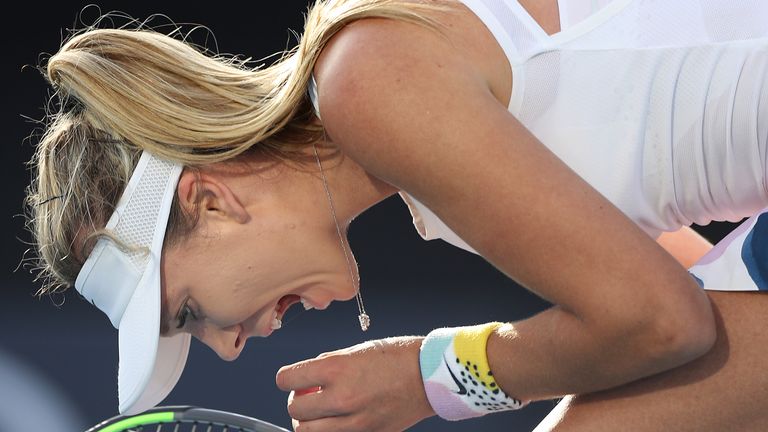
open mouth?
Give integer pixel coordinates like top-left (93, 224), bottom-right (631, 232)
top-left (270, 294), bottom-right (302, 330)
top-left (277, 294), bottom-right (302, 318)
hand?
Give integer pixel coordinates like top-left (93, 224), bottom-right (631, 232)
top-left (276, 336), bottom-right (436, 431)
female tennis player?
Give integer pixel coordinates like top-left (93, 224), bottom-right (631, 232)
top-left (25, 0), bottom-right (768, 430)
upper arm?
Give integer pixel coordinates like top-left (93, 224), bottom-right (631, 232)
top-left (314, 18), bottom-right (705, 327)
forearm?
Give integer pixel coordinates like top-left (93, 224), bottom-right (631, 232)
top-left (485, 303), bottom-right (709, 402)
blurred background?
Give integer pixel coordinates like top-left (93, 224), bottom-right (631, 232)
top-left (5, 1), bottom-right (737, 431)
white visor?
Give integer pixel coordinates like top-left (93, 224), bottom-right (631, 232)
top-left (74, 151), bottom-right (190, 415)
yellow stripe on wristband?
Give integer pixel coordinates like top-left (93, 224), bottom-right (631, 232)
top-left (452, 322), bottom-right (504, 395)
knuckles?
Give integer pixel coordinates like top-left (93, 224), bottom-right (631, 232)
top-left (328, 385), bottom-right (363, 414)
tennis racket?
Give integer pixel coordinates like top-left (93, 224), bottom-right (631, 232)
top-left (85, 405), bottom-right (291, 431)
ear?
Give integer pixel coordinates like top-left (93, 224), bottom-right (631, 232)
top-left (176, 168), bottom-right (250, 224)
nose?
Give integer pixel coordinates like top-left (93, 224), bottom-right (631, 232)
top-left (193, 323), bottom-right (245, 361)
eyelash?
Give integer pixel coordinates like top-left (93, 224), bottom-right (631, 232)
top-left (176, 303), bottom-right (198, 329)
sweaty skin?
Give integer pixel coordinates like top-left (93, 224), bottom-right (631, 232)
top-left (275, 1), bottom-right (717, 431)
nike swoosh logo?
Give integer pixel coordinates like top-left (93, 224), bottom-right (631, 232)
top-left (444, 354), bottom-right (468, 395)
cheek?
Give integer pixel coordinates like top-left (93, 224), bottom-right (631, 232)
top-left (191, 225), bottom-right (348, 325)
top-left (200, 287), bottom-right (264, 328)
top-left (196, 268), bottom-right (298, 328)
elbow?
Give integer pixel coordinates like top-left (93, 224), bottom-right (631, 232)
top-left (660, 305), bottom-right (717, 365)
top-left (596, 282), bottom-right (717, 378)
top-left (638, 287), bottom-right (717, 371)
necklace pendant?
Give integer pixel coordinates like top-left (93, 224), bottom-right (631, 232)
top-left (358, 313), bottom-right (370, 331)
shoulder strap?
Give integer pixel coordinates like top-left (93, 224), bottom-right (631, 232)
top-left (460, 0), bottom-right (552, 64)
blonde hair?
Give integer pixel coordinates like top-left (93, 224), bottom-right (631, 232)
top-left (25, 0), bottom-right (451, 296)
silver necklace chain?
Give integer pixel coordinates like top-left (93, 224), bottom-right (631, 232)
top-left (313, 144), bottom-right (370, 331)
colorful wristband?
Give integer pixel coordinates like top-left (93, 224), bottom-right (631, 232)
top-left (419, 322), bottom-right (529, 421)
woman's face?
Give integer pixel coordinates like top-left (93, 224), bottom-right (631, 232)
top-left (159, 158), bottom-right (361, 361)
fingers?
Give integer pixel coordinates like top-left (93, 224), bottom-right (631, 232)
top-left (278, 357), bottom-right (355, 421)
top-left (287, 388), bottom-right (341, 421)
top-left (276, 358), bottom-right (327, 392)
top-left (279, 338), bottom-right (428, 432)
top-left (287, 382), bottom-right (367, 421)
top-left (287, 381), bottom-right (374, 423)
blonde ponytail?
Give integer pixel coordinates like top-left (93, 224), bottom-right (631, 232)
top-left (26, 0), bottom-right (451, 295)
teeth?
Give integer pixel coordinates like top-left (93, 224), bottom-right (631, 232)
top-left (301, 298), bottom-right (315, 310)
top-left (270, 310), bottom-right (282, 330)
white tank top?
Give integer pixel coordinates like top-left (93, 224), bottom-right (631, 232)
top-left (310, 0), bottom-right (768, 255)
top-left (558, 0), bottom-right (615, 29)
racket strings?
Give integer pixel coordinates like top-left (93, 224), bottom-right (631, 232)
top-left (125, 422), bottom-right (248, 431)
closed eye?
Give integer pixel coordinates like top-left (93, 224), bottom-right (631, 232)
top-left (176, 303), bottom-right (198, 329)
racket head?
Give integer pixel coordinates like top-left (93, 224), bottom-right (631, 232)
top-left (86, 405), bottom-right (291, 432)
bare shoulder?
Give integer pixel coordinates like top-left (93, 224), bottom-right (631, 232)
top-left (309, 1), bottom-right (696, 313)
top-left (312, 14), bottom-right (476, 174)
top-left (311, 1), bottom-right (510, 177)
top-left (312, 0), bottom-right (512, 128)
